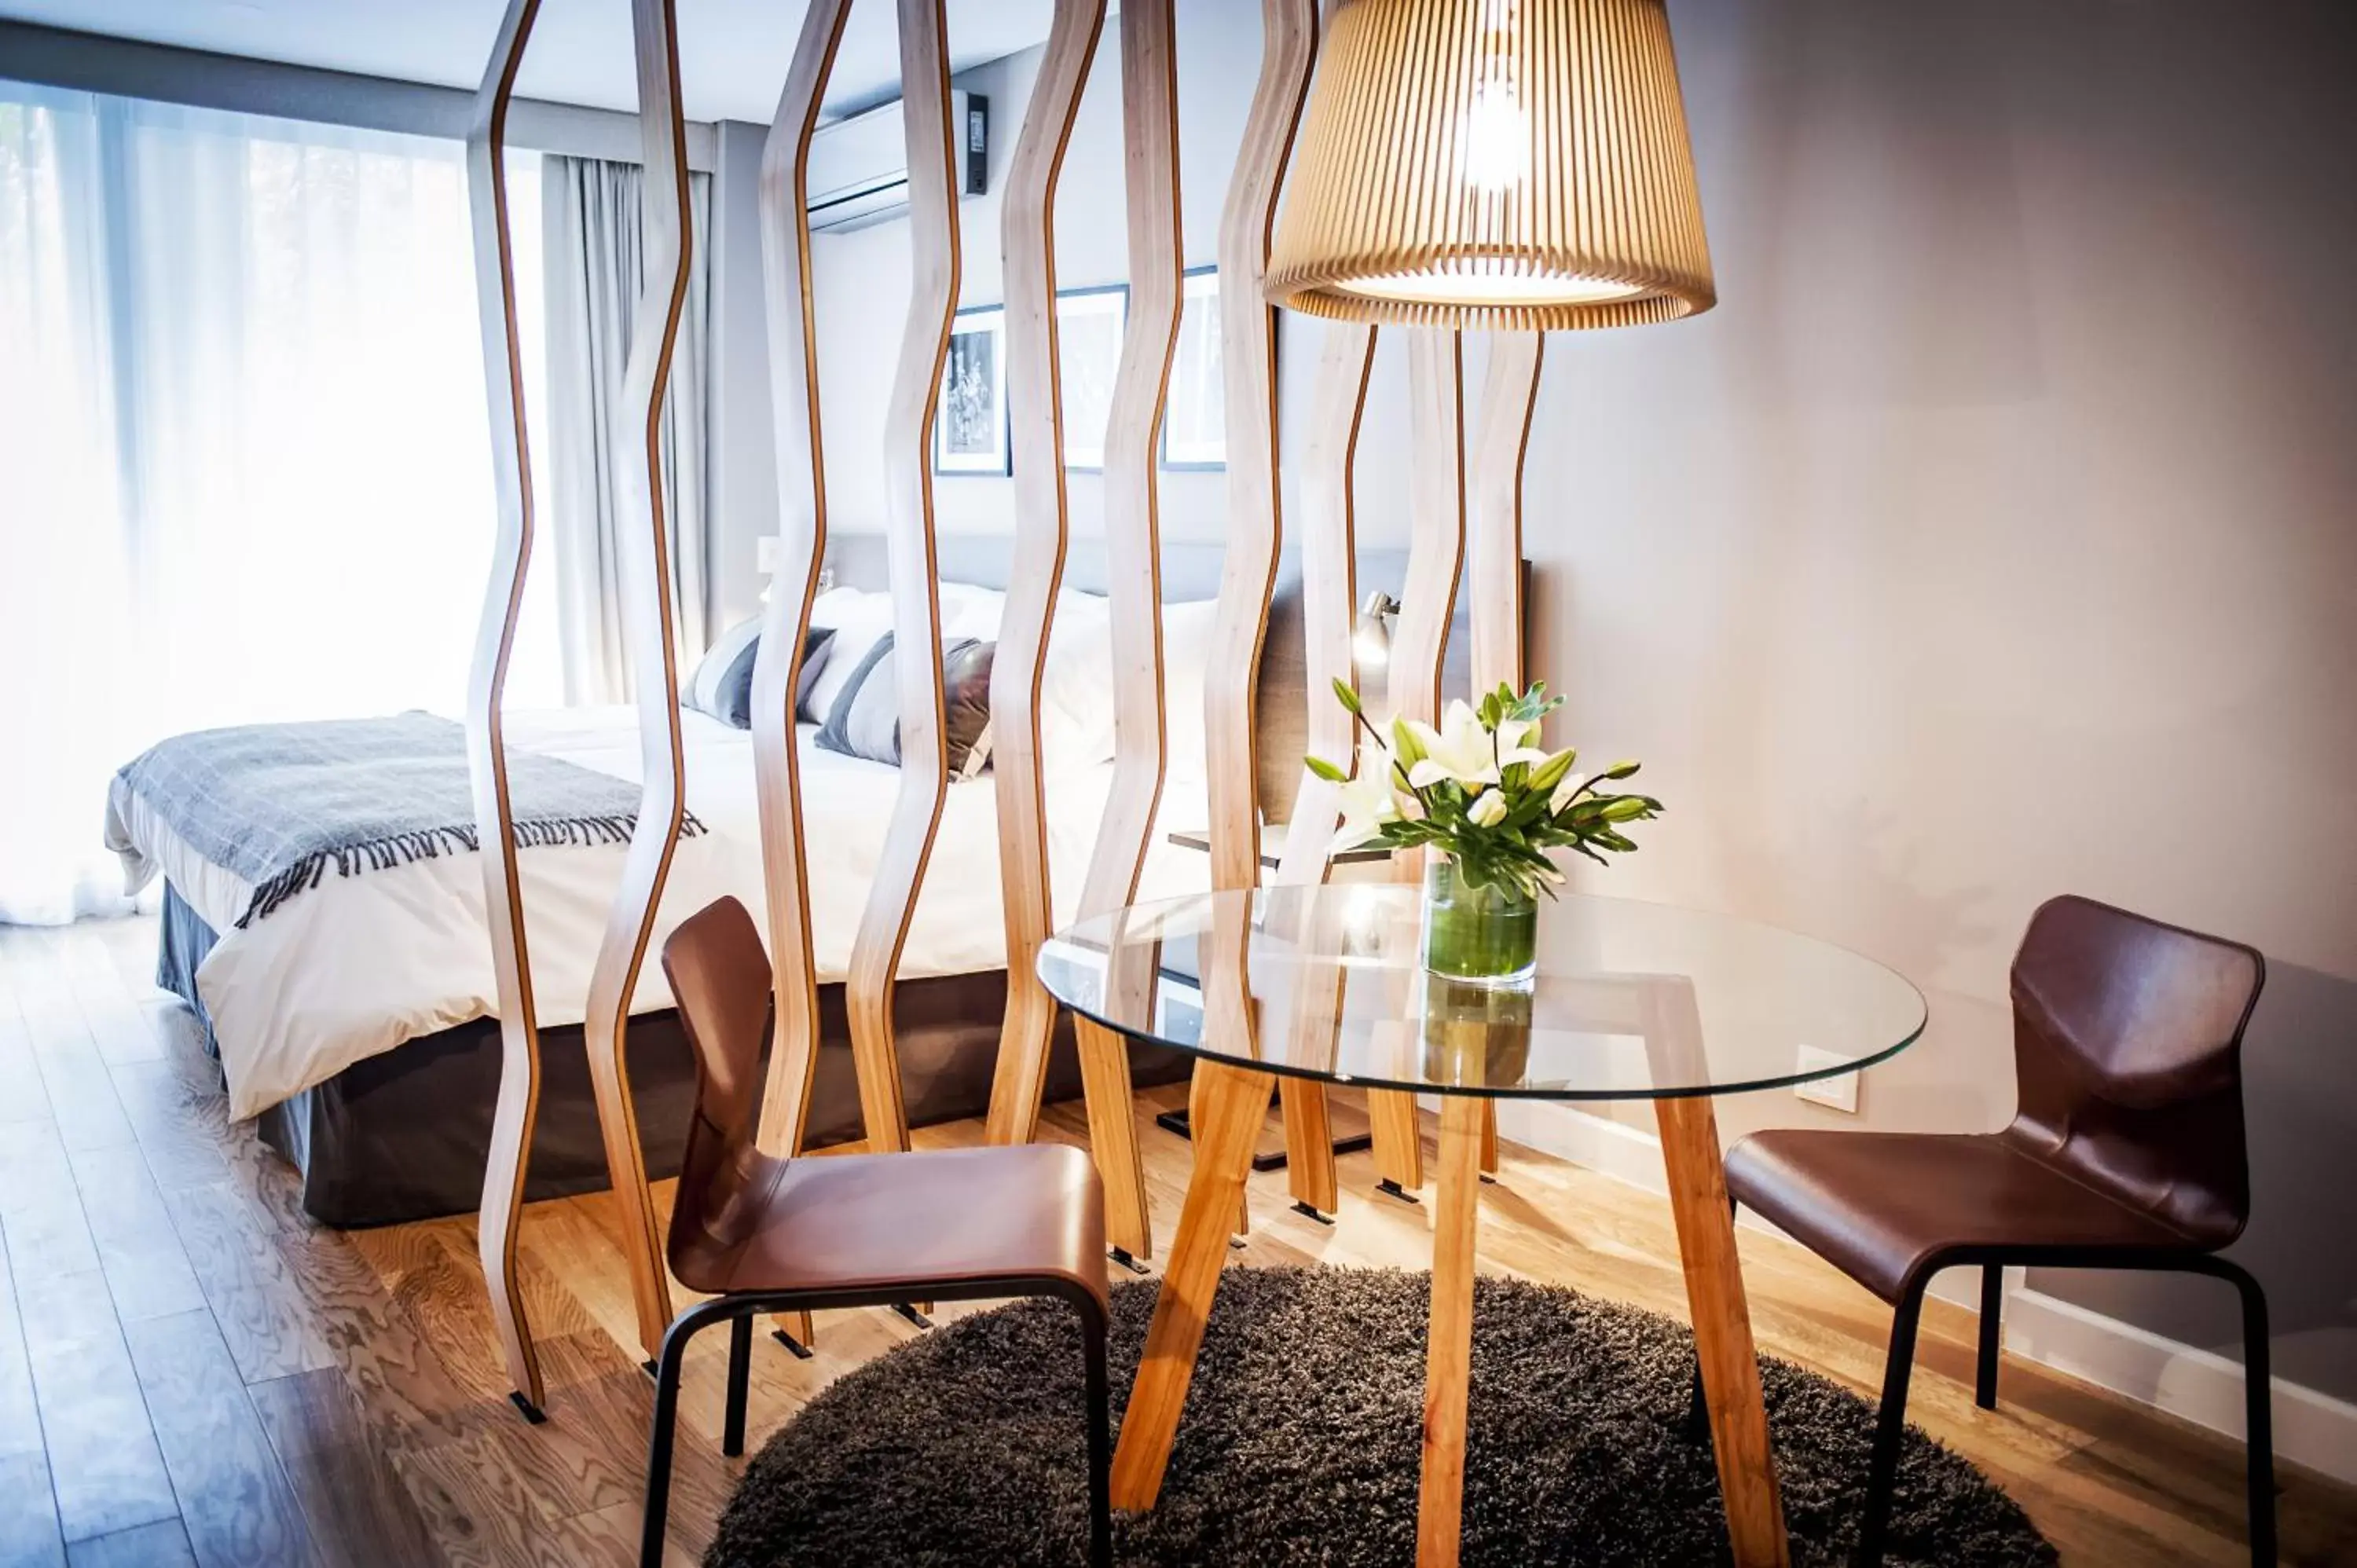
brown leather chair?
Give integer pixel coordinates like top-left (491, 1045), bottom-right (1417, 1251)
top-left (1723, 895), bottom-right (2273, 1566)
top-left (643, 896), bottom-right (1113, 1568)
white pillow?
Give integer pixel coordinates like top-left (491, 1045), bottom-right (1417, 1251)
top-left (1158, 598), bottom-right (1219, 782)
top-left (941, 584), bottom-right (1008, 643)
top-left (1036, 588), bottom-right (1116, 775)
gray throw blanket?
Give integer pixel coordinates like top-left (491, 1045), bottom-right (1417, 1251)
top-left (112, 712), bottom-right (703, 929)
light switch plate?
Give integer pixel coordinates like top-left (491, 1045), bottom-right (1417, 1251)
top-left (1794, 1045), bottom-right (1860, 1113)
top-left (755, 534), bottom-right (781, 574)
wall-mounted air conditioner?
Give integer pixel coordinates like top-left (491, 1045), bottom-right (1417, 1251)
top-left (805, 91), bottom-right (988, 234)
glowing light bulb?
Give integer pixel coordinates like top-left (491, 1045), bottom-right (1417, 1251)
top-left (1461, 72), bottom-right (1527, 192)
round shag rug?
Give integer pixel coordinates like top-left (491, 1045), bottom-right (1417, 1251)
top-left (706, 1267), bottom-right (2055, 1567)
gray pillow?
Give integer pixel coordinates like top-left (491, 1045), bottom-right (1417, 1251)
top-left (816, 633), bottom-right (902, 764)
top-left (816, 635), bottom-right (995, 774)
top-left (684, 621), bottom-right (834, 730)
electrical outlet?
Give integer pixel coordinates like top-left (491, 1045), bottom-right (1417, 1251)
top-left (1793, 1045), bottom-right (1860, 1113)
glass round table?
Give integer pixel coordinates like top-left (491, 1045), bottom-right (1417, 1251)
top-left (1036, 884), bottom-right (1926, 1568)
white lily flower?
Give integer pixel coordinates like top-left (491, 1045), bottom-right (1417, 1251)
top-left (1492, 715), bottom-right (1553, 770)
top-left (1549, 771), bottom-right (1588, 815)
top-left (1466, 789), bottom-right (1509, 828)
top-left (1404, 700), bottom-right (1501, 792)
top-left (1331, 745), bottom-right (1403, 848)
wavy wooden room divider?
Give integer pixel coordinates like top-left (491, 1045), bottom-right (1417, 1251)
top-left (1261, 318), bottom-right (1374, 1219)
top-left (577, 0), bottom-right (701, 1367)
top-left (1368, 328), bottom-right (1470, 1200)
top-left (843, 0), bottom-right (962, 1168)
top-left (1264, 320), bottom-right (1375, 1218)
top-left (1201, 0), bottom-right (1320, 1236)
top-left (984, 0), bottom-right (1177, 1273)
top-left (1468, 335), bottom-right (1542, 703)
top-left (1464, 333), bottom-right (1544, 1178)
top-left (979, 0), bottom-right (1102, 1134)
top-left (1271, 322), bottom-right (1373, 890)
top-left (462, 0), bottom-right (552, 1421)
top-left (743, 0), bottom-right (856, 1361)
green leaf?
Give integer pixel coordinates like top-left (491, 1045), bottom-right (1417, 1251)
top-left (1504, 793), bottom-right (1556, 831)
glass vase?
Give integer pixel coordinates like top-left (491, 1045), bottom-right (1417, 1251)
top-left (1419, 859), bottom-right (1538, 987)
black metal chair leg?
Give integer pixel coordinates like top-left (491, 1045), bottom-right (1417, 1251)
top-left (1076, 1298), bottom-right (1113, 1568)
top-left (2223, 1262), bottom-right (2278, 1566)
top-left (724, 1312), bottom-right (753, 1459)
top-left (641, 1307), bottom-right (712, 1568)
top-left (1975, 1263), bottom-right (2003, 1411)
top-left (1853, 1280), bottom-right (1926, 1568)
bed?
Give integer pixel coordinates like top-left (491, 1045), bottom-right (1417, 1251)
top-left (125, 707), bottom-right (1204, 1223)
top-left (104, 544), bottom-right (1479, 1227)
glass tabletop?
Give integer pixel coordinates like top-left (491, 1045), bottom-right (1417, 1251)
top-left (1036, 885), bottom-right (1926, 1101)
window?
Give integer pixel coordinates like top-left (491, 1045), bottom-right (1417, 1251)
top-left (0, 85), bottom-right (558, 920)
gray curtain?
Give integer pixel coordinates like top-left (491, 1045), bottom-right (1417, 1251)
top-left (544, 155), bottom-right (713, 705)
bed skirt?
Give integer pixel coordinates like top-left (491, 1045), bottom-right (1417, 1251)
top-left (158, 886), bottom-right (1189, 1228)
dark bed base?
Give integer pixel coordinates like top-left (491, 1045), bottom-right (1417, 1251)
top-left (159, 887), bottom-right (1190, 1228)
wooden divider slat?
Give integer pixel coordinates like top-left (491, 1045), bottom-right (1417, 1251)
top-left (981, 0), bottom-right (1109, 1155)
top-left (1268, 321), bottom-right (1375, 1218)
top-left (744, 0), bottom-right (856, 1357)
top-left (1464, 332), bottom-right (1542, 1181)
top-left (460, 0), bottom-right (551, 1414)
top-left (842, 0), bottom-right (963, 1160)
top-left (577, 0), bottom-right (700, 1366)
top-left (1272, 323), bottom-right (1376, 886)
top-left (1034, 0), bottom-right (1178, 1262)
top-left (1368, 327), bottom-right (1468, 1197)
top-left (1204, 0), bottom-right (1320, 1232)
top-left (1468, 334), bottom-right (1542, 698)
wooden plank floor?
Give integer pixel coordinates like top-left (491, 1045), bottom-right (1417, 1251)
top-left (0, 916), bottom-right (2350, 1566)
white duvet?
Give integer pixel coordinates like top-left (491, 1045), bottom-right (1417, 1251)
top-left (105, 705), bottom-right (1208, 1121)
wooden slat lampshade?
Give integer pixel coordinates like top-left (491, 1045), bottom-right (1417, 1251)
top-left (1266, 0), bottom-right (1714, 331)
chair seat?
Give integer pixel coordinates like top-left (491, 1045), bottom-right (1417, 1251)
top-left (669, 1141), bottom-right (1107, 1306)
top-left (1725, 1129), bottom-right (2201, 1303)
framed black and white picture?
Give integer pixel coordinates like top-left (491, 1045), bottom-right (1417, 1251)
top-left (1054, 283), bottom-right (1127, 471)
top-left (1160, 266), bottom-right (1226, 471)
top-left (934, 303), bottom-right (1010, 475)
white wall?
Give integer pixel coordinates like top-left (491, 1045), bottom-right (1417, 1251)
top-left (1501, 0), bottom-right (2357, 1401)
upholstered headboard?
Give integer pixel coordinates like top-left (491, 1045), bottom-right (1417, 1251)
top-left (823, 535), bottom-right (1529, 822)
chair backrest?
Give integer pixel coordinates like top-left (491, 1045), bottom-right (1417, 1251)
top-left (2007, 893), bottom-right (2265, 1247)
top-left (658, 896), bottom-right (776, 1277)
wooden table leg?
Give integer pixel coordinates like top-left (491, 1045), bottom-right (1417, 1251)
top-left (1368, 1086), bottom-right (1425, 1195)
top-left (1076, 1017), bottom-right (1153, 1262)
top-left (1656, 1094), bottom-right (1790, 1568)
top-left (1417, 1095), bottom-right (1486, 1566)
top-left (1110, 1059), bottom-right (1274, 1510)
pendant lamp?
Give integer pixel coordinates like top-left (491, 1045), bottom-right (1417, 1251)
top-left (1267, 0), bottom-right (1714, 331)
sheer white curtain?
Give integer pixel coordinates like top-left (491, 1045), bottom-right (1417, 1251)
top-left (0, 87), bottom-right (559, 924)
top-left (542, 154), bottom-right (712, 702)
